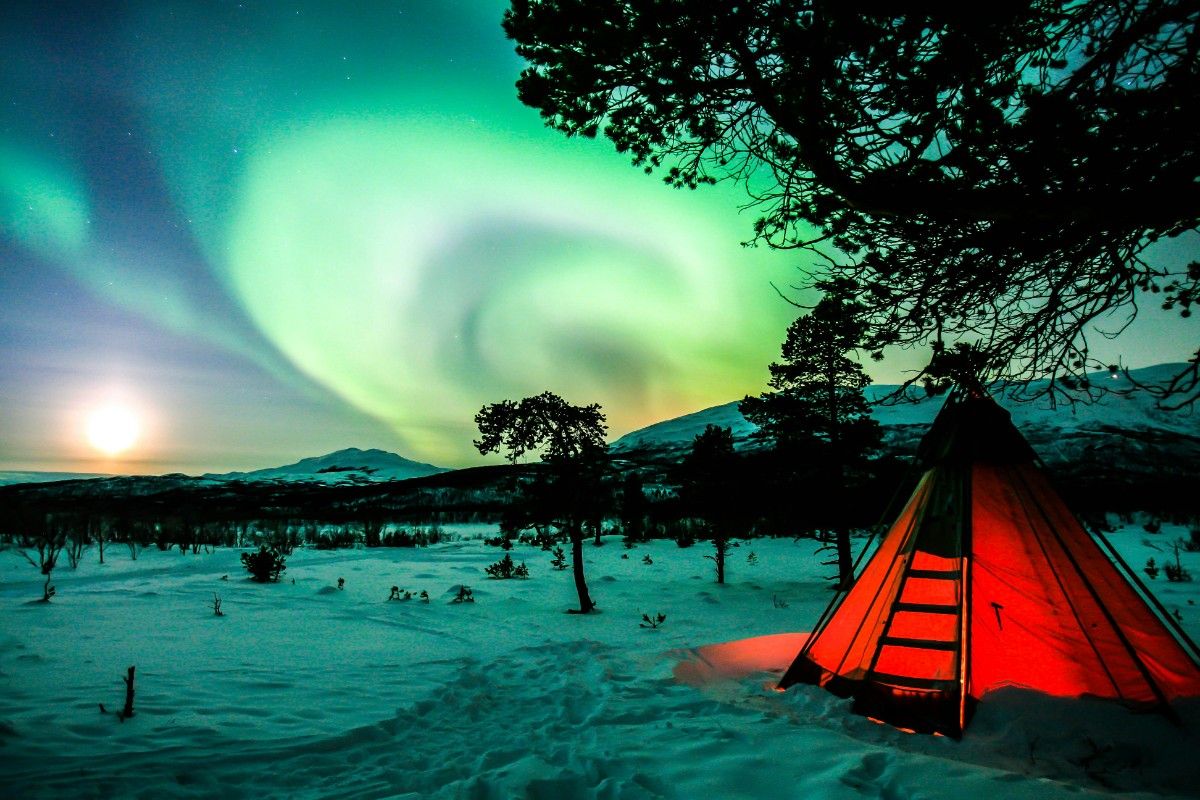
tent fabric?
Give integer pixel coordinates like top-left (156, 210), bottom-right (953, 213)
top-left (779, 391), bottom-right (1200, 736)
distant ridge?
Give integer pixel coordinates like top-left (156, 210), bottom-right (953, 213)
top-left (611, 363), bottom-right (1200, 478)
top-left (207, 447), bottom-right (449, 484)
top-left (0, 471), bottom-right (110, 487)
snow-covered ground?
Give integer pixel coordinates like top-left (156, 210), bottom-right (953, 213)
top-left (1, 525), bottom-right (1198, 799)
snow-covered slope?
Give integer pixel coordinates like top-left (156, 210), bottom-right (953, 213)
top-left (2, 527), bottom-right (1197, 797)
top-left (612, 363), bottom-right (1200, 474)
top-left (208, 447), bottom-right (448, 484)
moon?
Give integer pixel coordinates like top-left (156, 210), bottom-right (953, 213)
top-left (86, 405), bottom-right (140, 456)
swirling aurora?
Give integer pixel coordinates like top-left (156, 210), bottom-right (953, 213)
top-left (0, 1), bottom-right (803, 470)
top-left (1, 1), bottom-right (1190, 472)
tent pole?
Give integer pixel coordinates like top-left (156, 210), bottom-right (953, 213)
top-left (1091, 526), bottom-right (1200, 665)
top-left (957, 464), bottom-right (973, 735)
top-left (1013, 467), bottom-right (1176, 713)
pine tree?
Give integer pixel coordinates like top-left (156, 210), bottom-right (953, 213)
top-left (619, 472), bottom-right (646, 546)
top-left (475, 392), bottom-right (608, 613)
top-left (677, 425), bottom-right (744, 584)
top-left (740, 290), bottom-right (882, 589)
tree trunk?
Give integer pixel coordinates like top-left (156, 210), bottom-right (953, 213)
top-left (835, 525), bottom-right (853, 591)
top-left (120, 666), bottom-right (135, 721)
top-left (569, 528), bottom-right (595, 613)
top-left (716, 539), bottom-right (726, 585)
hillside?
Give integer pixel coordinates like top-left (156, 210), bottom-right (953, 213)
top-left (612, 363), bottom-right (1200, 479)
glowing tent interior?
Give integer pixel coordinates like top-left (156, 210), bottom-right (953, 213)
top-left (778, 387), bottom-right (1200, 737)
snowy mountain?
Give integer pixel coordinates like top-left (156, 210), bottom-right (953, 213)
top-left (612, 363), bottom-right (1200, 477)
top-left (207, 447), bottom-right (449, 484)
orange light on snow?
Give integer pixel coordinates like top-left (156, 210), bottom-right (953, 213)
top-left (672, 633), bottom-right (810, 686)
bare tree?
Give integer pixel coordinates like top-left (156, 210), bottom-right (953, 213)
top-left (19, 514), bottom-right (67, 602)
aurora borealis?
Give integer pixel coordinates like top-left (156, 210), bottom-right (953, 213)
top-left (1, 2), bottom-right (1194, 473)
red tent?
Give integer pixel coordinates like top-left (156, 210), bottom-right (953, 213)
top-left (779, 389), bottom-right (1200, 736)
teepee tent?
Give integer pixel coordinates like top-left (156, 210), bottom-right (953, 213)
top-left (779, 387), bottom-right (1200, 736)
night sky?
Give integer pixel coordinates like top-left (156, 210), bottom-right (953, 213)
top-left (2, 2), bottom-right (1194, 474)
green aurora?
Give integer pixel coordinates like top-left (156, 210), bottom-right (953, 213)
top-left (1, 1), bottom-right (1193, 471)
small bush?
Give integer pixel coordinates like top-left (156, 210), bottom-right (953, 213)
top-left (639, 612), bottom-right (666, 629)
top-left (1165, 561), bottom-right (1193, 582)
top-left (1165, 542), bottom-right (1194, 583)
top-left (485, 553), bottom-right (529, 579)
top-left (642, 554), bottom-right (653, 565)
top-left (674, 531), bottom-right (695, 548)
top-left (1144, 558), bottom-right (1160, 580)
top-left (451, 585), bottom-right (474, 604)
top-left (550, 546), bottom-right (567, 570)
top-left (241, 546), bottom-right (286, 583)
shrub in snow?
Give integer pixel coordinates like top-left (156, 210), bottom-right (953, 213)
top-left (642, 554), bottom-right (653, 565)
top-left (674, 531), bottom-right (695, 548)
top-left (746, 551), bottom-right (758, 566)
top-left (639, 612), bottom-right (666, 629)
top-left (1185, 529), bottom-right (1200, 552)
top-left (1144, 558), bottom-right (1160, 580)
top-left (388, 586), bottom-right (413, 601)
top-left (483, 534), bottom-right (514, 550)
top-left (451, 585), bottom-right (475, 603)
top-left (1143, 519), bottom-right (1162, 534)
top-left (1165, 543), bottom-right (1192, 582)
top-left (212, 594), bottom-right (224, 616)
top-left (773, 594), bottom-right (789, 609)
top-left (550, 546), bottom-right (568, 570)
top-left (241, 546), bottom-right (286, 583)
top-left (485, 553), bottom-right (529, 579)
top-left (419, 590), bottom-right (429, 603)
top-left (337, 577), bottom-right (345, 590)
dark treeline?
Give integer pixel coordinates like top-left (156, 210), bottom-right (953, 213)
top-left (1, 450), bottom-right (1196, 561)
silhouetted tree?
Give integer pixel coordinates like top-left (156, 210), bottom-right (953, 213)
top-left (677, 425), bottom-right (746, 584)
top-left (18, 514), bottom-right (66, 602)
top-left (740, 291), bottom-right (882, 588)
top-left (618, 472), bottom-right (647, 546)
top-left (504, 1), bottom-right (1200, 405)
top-left (475, 392), bottom-right (609, 613)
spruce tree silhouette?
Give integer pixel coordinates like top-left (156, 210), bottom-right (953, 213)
top-left (741, 291), bottom-right (882, 588)
top-left (677, 425), bottom-right (746, 584)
